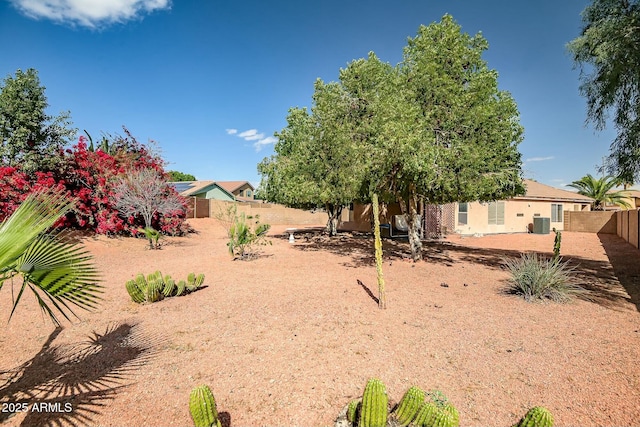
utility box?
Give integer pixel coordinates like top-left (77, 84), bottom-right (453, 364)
top-left (533, 217), bottom-right (550, 234)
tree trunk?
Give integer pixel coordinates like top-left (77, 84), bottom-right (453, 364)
top-left (407, 190), bottom-right (422, 262)
top-left (371, 193), bottom-right (387, 309)
top-left (325, 204), bottom-right (342, 236)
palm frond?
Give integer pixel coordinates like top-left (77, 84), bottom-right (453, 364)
top-left (0, 190), bottom-right (102, 326)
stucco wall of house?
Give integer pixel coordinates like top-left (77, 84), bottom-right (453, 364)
top-left (454, 200), bottom-right (590, 235)
top-left (199, 187), bottom-right (234, 201)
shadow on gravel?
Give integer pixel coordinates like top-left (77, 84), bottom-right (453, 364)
top-left (282, 230), bottom-right (638, 311)
top-left (0, 322), bottom-right (162, 426)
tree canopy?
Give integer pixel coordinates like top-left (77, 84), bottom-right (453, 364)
top-left (258, 15), bottom-right (525, 259)
top-left (168, 170), bottom-right (196, 182)
top-left (0, 69), bottom-right (76, 173)
top-left (568, 0), bottom-right (640, 182)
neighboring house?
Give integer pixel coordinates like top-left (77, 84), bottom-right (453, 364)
top-left (605, 189), bottom-right (640, 210)
top-left (169, 180), bottom-right (256, 202)
top-left (340, 179), bottom-right (594, 236)
top-left (454, 179), bottom-right (594, 235)
top-left (215, 181), bottom-right (256, 201)
top-left (170, 181), bottom-right (236, 201)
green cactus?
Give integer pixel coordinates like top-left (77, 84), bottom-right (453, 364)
top-left (515, 407), bottom-right (554, 427)
top-left (162, 276), bottom-right (176, 297)
top-left (187, 272), bottom-right (198, 291)
top-left (125, 279), bottom-right (145, 303)
top-left (428, 409), bottom-right (457, 427)
top-left (553, 230), bottom-right (562, 261)
top-left (358, 378), bottom-right (388, 427)
top-left (145, 272), bottom-right (163, 302)
top-left (347, 399), bottom-right (361, 424)
top-left (189, 384), bottom-right (221, 427)
top-left (135, 273), bottom-right (147, 292)
top-left (194, 273), bottom-right (205, 289)
top-left (441, 403), bottom-right (459, 427)
top-left (413, 402), bottom-right (439, 427)
top-left (175, 279), bottom-right (187, 296)
top-left (393, 386), bottom-right (425, 426)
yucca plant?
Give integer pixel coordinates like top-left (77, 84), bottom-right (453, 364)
top-left (0, 191), bottom-right (102, 326)
top-left (227, 212), bottom-right (271, 260)
top-left (504, 252), bottom-right (586, 303)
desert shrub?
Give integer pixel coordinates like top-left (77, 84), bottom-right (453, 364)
top-left (504, 252), bottom-right (586, 303)
top-left (0, 133), bottom-right (190, 237)
top-left (227, 212), bottom-right (271, 259)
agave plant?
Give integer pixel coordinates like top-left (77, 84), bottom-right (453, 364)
top-left (0, 191), bottom-right (102, 326)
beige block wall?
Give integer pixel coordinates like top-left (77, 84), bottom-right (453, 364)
top-left (208, 200), bottom-right (326, 225)
top-left (454, 200), bottom-right (573, 235)
top-left (563, 211), bottom-right (617, 234)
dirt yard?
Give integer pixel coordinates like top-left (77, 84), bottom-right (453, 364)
top-left (1, 219), bottom-right (639, 427)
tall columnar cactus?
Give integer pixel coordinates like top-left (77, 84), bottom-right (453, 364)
top-left (553, 231), bottom-right (562, 261)
top-left (393, 386), bottom-right (425, 426)
top-left (515, 407), bottom-right (554, 427)
top-left (358, 378), bottom-right (388, 427)
top-left (189, 385), bottom-right (222, 427)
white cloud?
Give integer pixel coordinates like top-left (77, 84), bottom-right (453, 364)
top-left (10, 0), bottom-right (170, 28)
top-left (253, 136), bottom-right (277, 152)
top-left (524, 156), bottom-right (555, 162)
top-left (237, 129), bottom-right (266, 141)
top-left (230, 128), bottom-right (277, 151)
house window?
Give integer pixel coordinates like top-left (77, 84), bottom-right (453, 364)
top-left (246, 190), bottom-right (252, 197)
top-left (488, 201), bottom-right (505, 225)
top-left (551, 204), bottom-right (563, 222)
top-left (458, 203), bottom-right (468, 225)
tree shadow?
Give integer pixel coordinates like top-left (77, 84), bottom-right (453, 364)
top-left (356, 279), bottom-right (379, 305)
top-left (291, 232), bottom-right (637, 311)
top-left (0, 321), bottom-right (162, 426)
top-left (597, 233), bottom-right (640, 312)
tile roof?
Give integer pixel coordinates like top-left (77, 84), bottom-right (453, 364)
top-left (216, 181), bottom-right (254, 193)
top-left (514, 179), bottom-right (594, 202)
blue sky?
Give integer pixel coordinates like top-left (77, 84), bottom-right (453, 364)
top-left (0, 0), bottom-right (615, 189)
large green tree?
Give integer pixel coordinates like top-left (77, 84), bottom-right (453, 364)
top-left (568, 0), bottom-right (640, 182)
top-left (567, 174), bottom-right (632, 210)
top-left (338, 16), bottom-right (524, 261)
top-left (259, 15), bottom-right (524, 260)
top-left (0, 69), bottom-right (76, 173)
top-left (258, 80), bottom-right (367, 236)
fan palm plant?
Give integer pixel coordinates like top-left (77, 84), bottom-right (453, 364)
top-left (0, 191), bottom-right (102, 326)
top-left (567, 174), bottom-right (632, 210)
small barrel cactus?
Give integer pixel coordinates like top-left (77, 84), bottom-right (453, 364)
top-left (162, 276), bottom-right (176, 297)
top-left (187, 272), bottom-right (197, 291)
top-left (359, 378), bottom-right (388, 427)
top-left (347, 399), bottom-right (361, 424)
top-left (393, 386), bottom-right (425, 426)
top-left (429, 409), bottom-right (458, 427)
top-left (175, 279), bottom-right (187, 296)
top-left (515, 407), bottom-right (554, 427)
top-left (189, 384), bottom-right (221, 427)
top-left (441, 402), bottom-right (459, 427)
top-left (413, 402), bottom-right (439, 427)
top-left (125, 279), bottom-right (145, 303)
top-left (194, 273), bottom-right (205, 288)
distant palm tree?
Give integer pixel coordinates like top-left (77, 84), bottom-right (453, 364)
top-left (0, 191), bottom-right (101, 326)
top-left (567, 174), bottom-right (632, 210)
